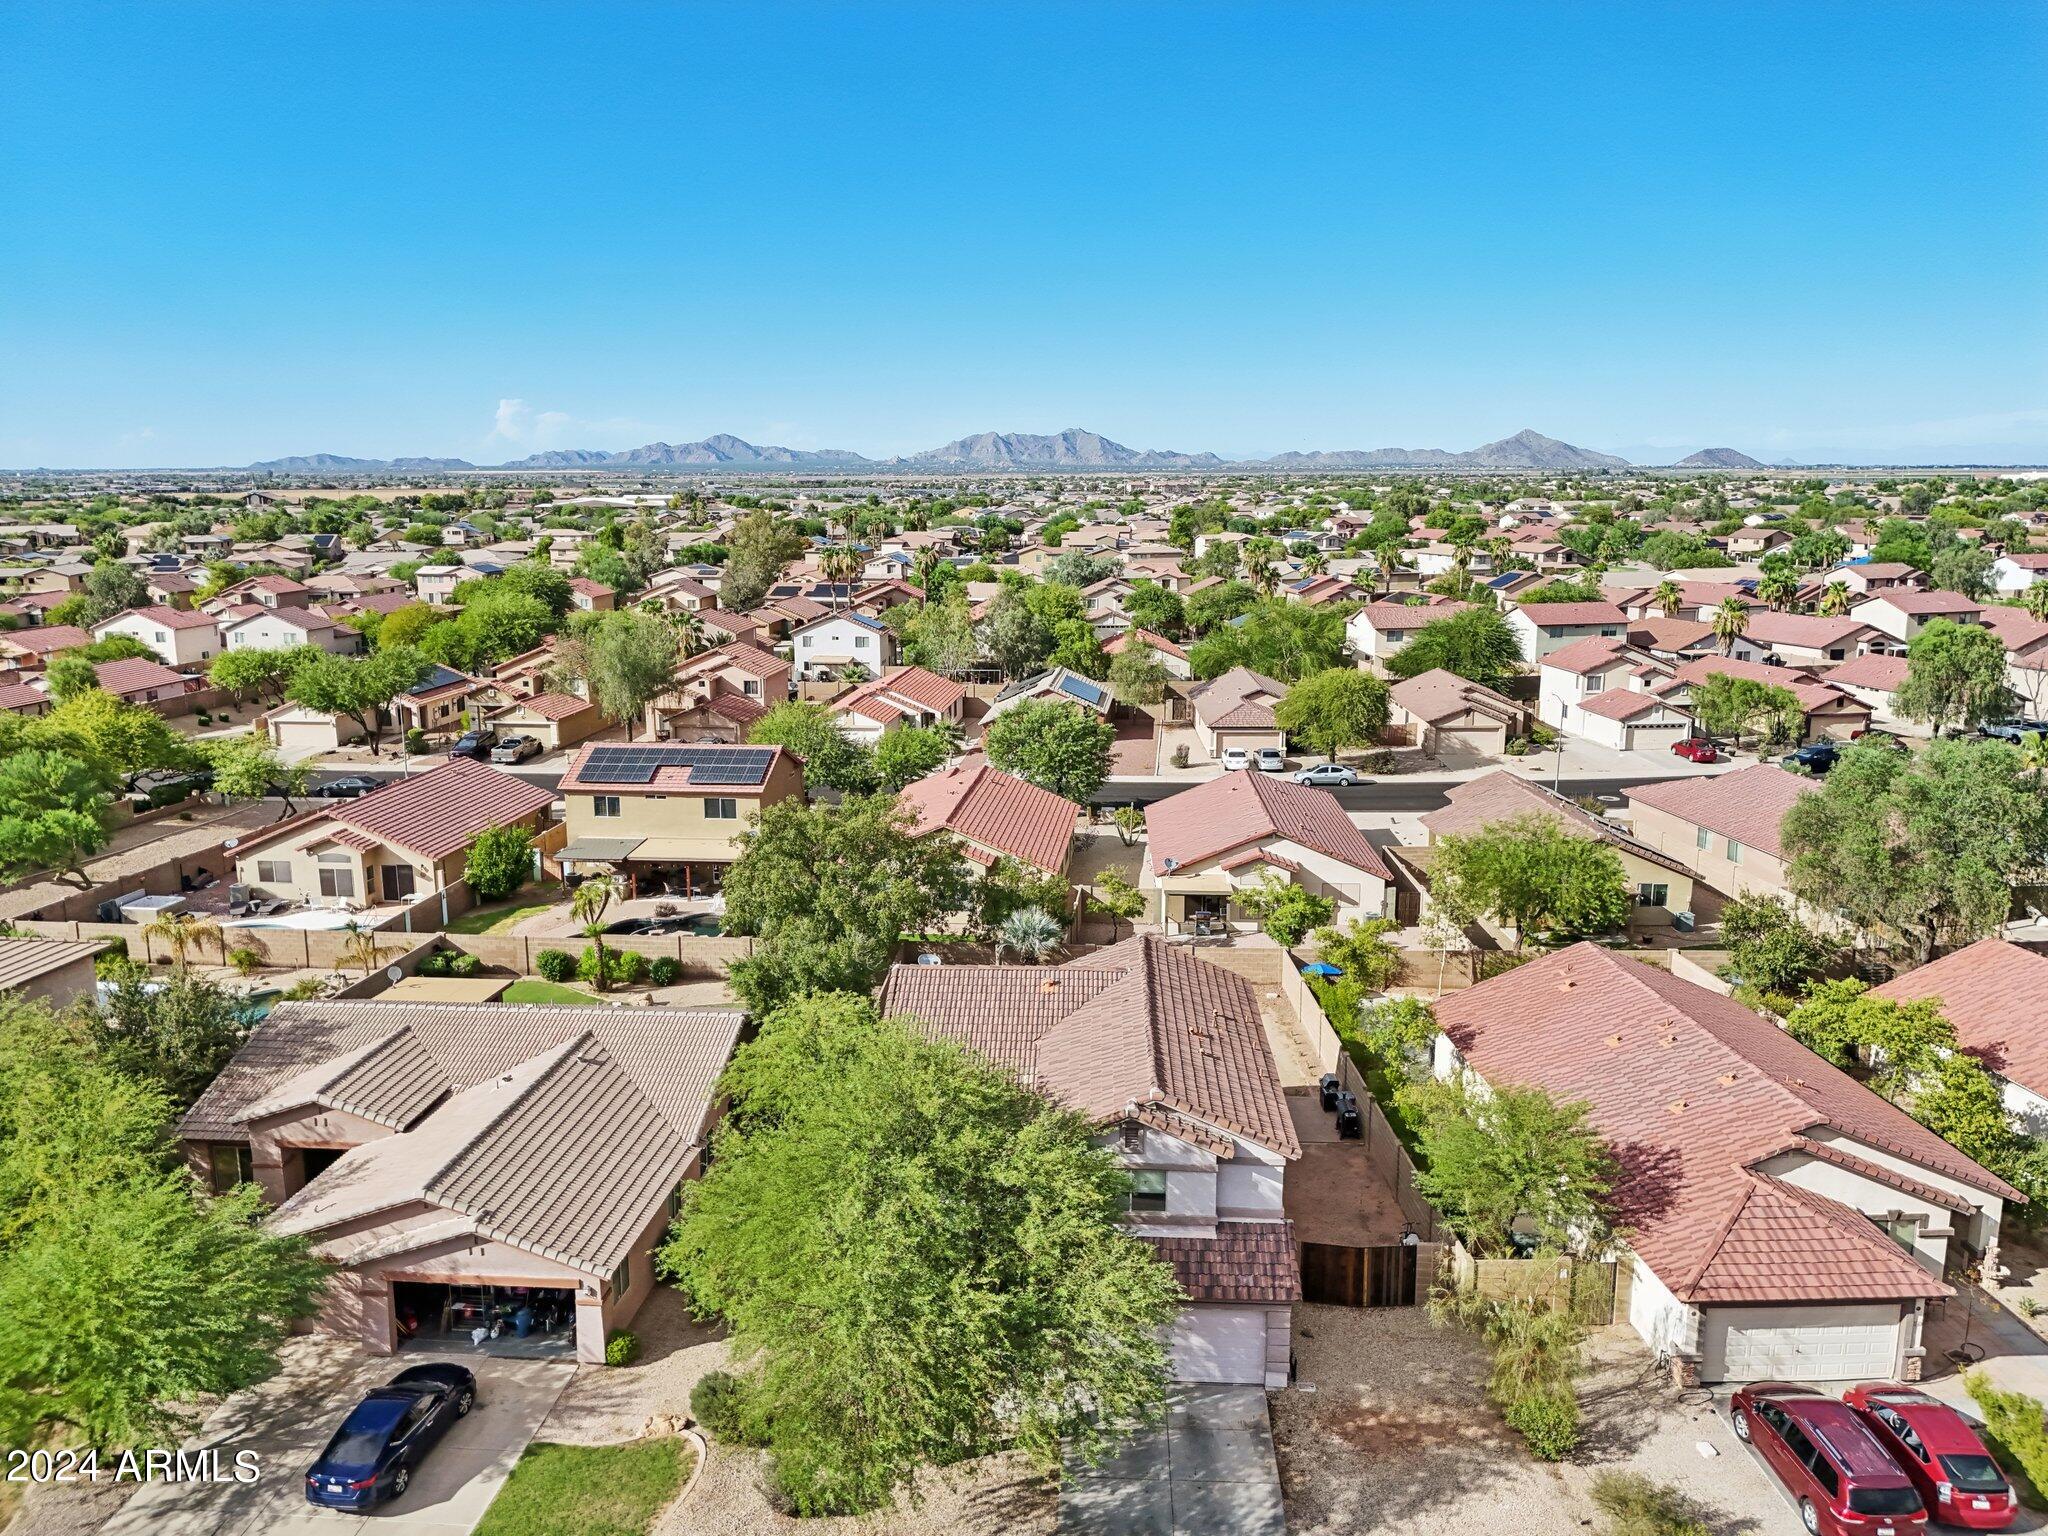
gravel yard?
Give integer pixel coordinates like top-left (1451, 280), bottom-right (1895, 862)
top-left (540, 1287), bottom-right (1056, 1536)
top-left (1276, 1305), bottom-right (1785, 1535)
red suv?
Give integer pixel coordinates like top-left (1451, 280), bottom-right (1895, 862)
top-left (1732, 1382), bottom-right (1927, 1535)
top-left (1843, 1383), bottom-right (2016, 1530)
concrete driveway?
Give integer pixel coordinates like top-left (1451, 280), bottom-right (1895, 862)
top-left (97, 1343), bottom-right (572, 1536)
top-left (1061, 1386), bottom-right (1285, 1536)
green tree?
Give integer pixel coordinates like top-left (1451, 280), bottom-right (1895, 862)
top-left (373, 602), bottom-right (447, 651)
top-left (1187, 599), bottom-right (1347, 683)
top-left (1782, 738), bottom-right (2048, 964)
top-left (1087, 870), bottom-right (1146, 939)
top-left (897, 593), bottom-right (978, 674)
top-left (208, 645), bottom-right (319, 707)
top-left (1107, 640), bottom-right (1169, 707)
top-left (1932, 544), bottom-right (1995, 599)
top-left (571, 872), bottom-right (621, 992)
top-left (1385, 606), bottom-right (1525, 690)
top-left (723, 796), bottom-right (970, 1014)
top-left (1124, 581), bottom-right (1186, 638)
top-left (79, 560), bottom-right (148, 624)
top-left (982, 699), bottom-right (1113, 801)
top-left (1236, 874), bottom-right (1334, 946)
top-left (1310, 916), bottom-right (1404, 993)
top-left (1785, 980), bottom-right (1954, 1103)
top-left (1719, 895), bottom-right (1836, 996)
top-left (872, 723), bottom-right (957, 791)
top-left (977, 586), bottom-right (1054, 679)
top-left (720, 510), bottom-right (808, 611)
top-left (970, 855), bottom-right (1073, 941)
top-left (87, 964), bottom-right (251, 1107)
top-left (1274, 666), bottom-right (1390, 761)
top-left (285, 647), bottom-right (433, 755)
top-left (0, 749), bottom-right (114, 882)
top-left (551, 610), bottom-right (679, 742)
top-left (1182, 579), bottom-right (1254, 636)
top-left (1432, 814), bottom-right (1630, 950)
top-left (748, 701), bottom-right (878, 794)
top-left (660, 996), bottom-right (1179, 1514)
top-left (464, 825), bottom-right (535, 902)
top-left (193, 733), bottom-right (310, 815)
top-left (0, 1003), bottom-right (326, 1447)
top-left (1895, 618), bottom-right (2017, 737)
top-left (42, 654), bottom-right (100, 703)
top-left (36, 689), bottom-right (196, 788)
top-left (1408, 1076), bottom-right (1619, 1257)
top-left (1690, 672), bottom-right (1804, 749)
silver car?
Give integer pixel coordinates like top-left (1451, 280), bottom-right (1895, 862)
top-left (1255, 746), bottom-right (1288, 773)
top-left (1291, 762), bottom-right (1360, 787)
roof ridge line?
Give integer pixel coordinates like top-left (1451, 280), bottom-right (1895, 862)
top-left (423, 1030), bottom-right (599, 1198)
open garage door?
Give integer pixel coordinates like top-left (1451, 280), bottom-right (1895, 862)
top-left (1168, 1306), bottom-right (1267, 1385)
top-left (1701, 1304), bottom-right (1903, 1382)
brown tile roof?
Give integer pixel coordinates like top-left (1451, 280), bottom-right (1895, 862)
top-left (91, 656), bottom-right (200, 697)
top-left (1628, 618), bottom-right (1716, 653)
top-left (1190, 667), bottom-right (1287, 731)
top-left (1866, 589), bottom-right (1981, 616)
top-left (1574, 686), bottom-right (1675, 722)
top-left (1625, 762), bottom-right (1815, 863)
top-left (834, 665), bottom-right (966, 723)
top-left (1537, 635), bottom-right (1635, 676)
top-left (1661, 656), bottom-right (1869, 718)
top-left (1149, 1220), bottom-right (1302, 1303)
top-left (1355, 599), bottom-right (1472, 635)
top-left (1739, 612), bottom-right (1874, 650)
top-left (1421, 770), bottom-right (1690, 875)
top-left (1871, 939), bottom-right (2048, 1100)
top-left (110, 604), bottom-right (217, 631)
top-left (1389, 668), bottom-right (1522, 727)
top-left (1146, 769), bottom-right (1393, 882)
top-left (1102, 628), bottom-right (1190, 662)
top-left (306, 757), bottom-right (554, 861)
top-left (895, 764), bottom-right (1077, 873)
top-left (879, 936), bottom-right (1299, 1159)
top-left (0, 681), bottom-right (47, 713)
top-left (700, 640), bottom-right (785, 679)
top-left (1513, 600), bottom-right (1628, 627)
top-left (1434, 943), bottom-right (2013, 1304)
top-left (1822, 652), bottom-right (1910, 691)
top-left (514, 690), bottom-right (596, 721)
top-left (238, 1025), bottom-right (451, 1130)
top-left (4, 625), bottom-right (92, 656)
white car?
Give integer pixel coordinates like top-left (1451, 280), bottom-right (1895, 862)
top-left (1254, 747), bottom-right (1288, 773)
top-left (1219, 747), bottom-right (1252, 772)
top-left (1292, 762), bottom-right (1361, 787)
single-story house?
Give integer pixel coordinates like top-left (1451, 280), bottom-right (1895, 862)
top-left (1656, 656), bottom-right (1872, 743)
top-left (484, 690), bottom-right (606, 752)
top-left (880, 938), bottom-right (1301, 1387)
top-left (1434, 943), bottom-right (2017, 1383)
top-left (176, 998), bottom-right (743, 1363)
top-left (1821, 651), bottom-right (1918, 733)
top-left (896, 763), bottom-right (1077, 877)
top-left (985, 666), bottom-right (1113, 721)
top-left (1144, 768), bottom-right (1393, 932)
top-left (1871, 939), bottom-right (2048, 1137)
top-left (830, 665), bottom-right (968, 745)
top-left (1388, 668), bottom-right (1527, 758)
top-left (1187, 667), bottom-right (1288, 761)
top-left (0, 935), bottom-right (110, 1008)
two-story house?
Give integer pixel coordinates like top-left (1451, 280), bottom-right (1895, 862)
top-left (1346, 599), bottom-right (1472, 673)
top-left (1504, 600), bottom-right (1629, 663)
top-left (787, 610), bottom-right (900, 681)
top-left (879, 938), bottom-right (1301, 1387)
top-left (556, 741), bottom-right (805, 898)
top-left (91, 605), bottom-right (221, 668)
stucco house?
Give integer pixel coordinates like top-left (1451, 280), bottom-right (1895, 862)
top-left (788, 610), bottom-right (899, 680)
top-left (1187, 667), bottom-right (1288, 761)
top-left (1433, 943), bottom-right (2017, 1384)
top-left (1388, 668), bottom-right (1527, 758)
top-left (175, 999), bottom-right (743, 1364)
top-left (880, 938), bottom-right (1301, 1387)
top-left (1852, 590), bottom-right (1984, 644)
top-left (92, 605), bottom-right (221, 668)
top-left (1144, 769), bottom-right (1393, 932)
top-left (896, 763), bottom-right (1077, 877)
top-left (1504, 600), bottom-right (1628, 662)
top-left (1345, 599), bottom-right (1471, 672)
top-left (1871, 939), bottom-right (2048, 1137)
top-left (829, 665), bottom-right (968, 745)
top-left (222, 606), bottom-right (364, 655)
top-left (1623, 763), bottom-right (1817, 904)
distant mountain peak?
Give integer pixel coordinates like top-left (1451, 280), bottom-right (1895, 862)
top-left (900, 427), bottom-right (1223, 470)
top-left (1672, 447), bottom-right (1764, 470)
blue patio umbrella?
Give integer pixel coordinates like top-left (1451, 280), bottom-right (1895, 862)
top-left (1302, 961), bottom-right (1343, 977)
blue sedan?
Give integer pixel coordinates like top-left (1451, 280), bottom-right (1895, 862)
top-left (304, 1363), bottom-right (477, 1511)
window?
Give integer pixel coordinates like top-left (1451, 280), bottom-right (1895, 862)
top-left (593, 795), bottom-right (622, 818)
top-left (318, 866), bottom-right (356, 899)
top-left (1637, 883), bottom-right (1669, 907)
top-left (380, 865), bottom-right (416, 901)
top-left (1727, 839), bottom-right (1744, 864)
top-left (207, 1142), bottom-right (252, 1194)
top-left (1127, 1170), bottom-right (1168, 1213)
top-left (256, 859), bottom-right (291, 884)
top-left (609, 1259), bottom-right (632, 1299)
top-left (705, 797), bottom-right (738, 819)
top-left (853, 634), bottom-right (869, 648)
top-left (1695, 826), bottom-right (1711, 850)
top-left (743, 678), bottom-right (761, 696)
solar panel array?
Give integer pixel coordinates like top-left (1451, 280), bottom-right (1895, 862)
top-left (581, 744), bottom-right (775, 787)
top-left (1059, 674), bottom-right (1108, 707)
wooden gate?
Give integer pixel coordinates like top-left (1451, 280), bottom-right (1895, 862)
top-left (1301, 1241), bottom-right (1423, 1308)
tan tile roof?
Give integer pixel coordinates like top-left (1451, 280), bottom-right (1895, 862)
top-left (1625, 762), bottom-right (1815, 863)
top-left (1389, 668), bottom-right (1522, 727)
top-left (879, 937), bottom-right (1299, 1159)
top-left (1661, 656), bottom-right (1869, 718)
top-left (1434, 943), bottom-right (2013, 1304)
top-left (0, 935), bottom-right (106, 988)
top-left (237, 1025), bottom-right (450, 1130)
top-left (1574, 686), bottom-right (1674, 722)
top-left (1146, 769), bottom-right (1392, 882)
top-left (1150, 1220), bottom-right (1302, 1303)
top-left (513, 690), bottom-right (597, 721)
top-left (1872, 938), bottom-right (2048, 1100)
top-left (4, 625), bottom-right (92, 656)
top-left (1684, 1175), bottom-right (1950, 1304)
top-left (1190, 667), bottom-right (1287, 731)
top-left (895, 764), bottom-right (1077, 873)
top-left (1822, 652), bottom-right (1910, 691)
top-left (1538, 635), bottom-right (1635, 676)
top-left (1421, 770), bottom-right (1689, 875)
top-left (1513, 600), bottom-right (1628, 627)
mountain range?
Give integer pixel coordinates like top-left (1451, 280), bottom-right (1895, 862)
top-left (238, 427), bottom-right (1766, 475)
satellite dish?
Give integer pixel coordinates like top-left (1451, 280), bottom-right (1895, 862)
top-left (385, 965), bottom-right (403, 983)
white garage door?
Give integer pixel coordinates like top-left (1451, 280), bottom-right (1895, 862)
top-left (1169, 1306), bottom-right (1267, 1385)
top-left (1701, 1304), bottom-right (1903, 1382)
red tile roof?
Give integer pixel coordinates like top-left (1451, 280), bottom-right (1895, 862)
top-left (1435, 943), bottom-right (2012, 1304)
top-left (1573, 686), bottom-right (1676, 722)
top-left (1150, 1221), bottom-right (1302, 1303)
top-left (4, 625), bottom-right (92, 655)
top-left (331, 758), bottom-right (555, 861)
top-left (1823, 651), bottom-right (1910, 691)
top-left (1867, 590), bottom-right (1982, 616)
top-left (1422, 770), bottom-right (1691, 875)
top-left (1102, 628), bottom-right (1190, 662)
top-left (834, 665), bottom-right (966, 724)
top-left (91, 656), bottom-right (200, 697)
top-left (701, 641), bottom-right (785, 679)
top-left (513, 690), bottom-right (596, 721)
top-left (1625, 762), bottom-right (1815, 862)
top-left (1871, 939), bottom-right (2048, 1100)
top-left (1513, 600), bottom-right (1628, 627)
top-left (106, 604), bottom-right (217, 631)
top-left (895, 764), bottom-right (1076, 873)
top-left (1147, 769), bottom-right (1392, 881)
top-left (0, 681), bottom-right (48, 712)
top-left (1537, 635), bottom-right (1634, 676)
top-left (1661, 656), bottom-right (1869, 718)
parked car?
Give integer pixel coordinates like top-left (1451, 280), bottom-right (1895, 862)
top-left (1292, 762), bottom-right (1361, 787)
top-left (1782, 741), bottom-right (1841, 774)
top-left (304, 1363), bottom-right (477, 1511)
top-left (311, 775), bottom-right (381, 800)
top-left (606, 914), bottom-right (720, 937)
top-left (449, 727), bottom-right (498, 761)
top-left (1982, 719), bottom-right (2048, 742)
top-left (1219, 747), bottom-right (1252, 772)
top-left (1671, 737), bottom-right (1721, 763)
top-left (1254, 746), bottom-right (1287, 773)
top-left (1843, 1383), bottom-right (2016, 1530)
top-left (1731, 1382), bottom-right (1927, 1536)
top-left (490, 734), bottom-right (541, 764)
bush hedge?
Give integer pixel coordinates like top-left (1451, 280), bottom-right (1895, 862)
top-left (649, 956), bottom-right (682, 988)
top-left (1966, 1371), bottom-right (2048, 1510)
top-left (578, 945), bottom-right (648, 987)
top-left (534, 949), bottom-right (575, 982)
top-left (603, 1329), bottom-right (638, 1366)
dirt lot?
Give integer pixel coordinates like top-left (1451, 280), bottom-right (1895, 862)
top-left (1276, 1306), bottom-right (1784, 1535)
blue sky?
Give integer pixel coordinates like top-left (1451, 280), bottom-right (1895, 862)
top-left (3, 2), bottom-right (2044, 468)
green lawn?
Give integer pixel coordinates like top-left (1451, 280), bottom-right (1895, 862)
top-left (474, 1438), bottom-right (692, 1536)
top-left (502, 979), bottom-right (599, 1005)
top-left (445, 898), bottom-right (558, 935)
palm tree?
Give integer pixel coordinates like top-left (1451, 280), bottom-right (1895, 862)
top-left (1756, 570), bottom-right (1801, 611)
top-left (1244, 554), bottom-right (1278, 596)
top-left (2018, 731), bottom-right (2048, 780)
top-left (1301, 549), bottom-right (1329, 577)
top-left (910, 548), bottom-right (943, 593)
top-left (820, 545), bottom-right (861, 602)
top-left (338, 919), bottom-right (386, 977)
top-left (1653, 579), bottom-right (1683, 618)
top-left (2026, 582), bottom-right (2048, 623)
top-left (997, 906), bottom-right (1064, 964)
top-left (1711, 596), bottom-right (1751, 656)
top-left (666, 606), bottom-right (705, 659)
top-left (1820, 580), bottom-right (1852, 617)
top-left (573, 874), bottom-right (623, 991)
top-left (143, 909), bottom-right (223, 973)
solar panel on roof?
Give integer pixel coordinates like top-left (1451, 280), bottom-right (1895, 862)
top-left (1060, 675), bottom-right (1107, 706)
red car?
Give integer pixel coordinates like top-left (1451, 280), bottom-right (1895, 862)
top-left (1843, 1383), bottom-right (2016, 1530)
top-left (1732, 1382), bottom-right (1927, 1535)
top-left (1672, 737), bottom-right (1721, 763)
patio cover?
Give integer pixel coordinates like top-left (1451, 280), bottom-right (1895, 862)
top-left (557, 836), bottom-right (644, 862)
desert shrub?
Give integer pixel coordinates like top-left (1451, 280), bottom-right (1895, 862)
top-left (1966, 1371), bottom-right (2048, 1506)
top-left (649, 956), bottom-right (682, 987)
top-left (1504, 1387), bottom-right (1579, 1462)
top-left (94, 939), bottom-right (131, 974)
top-left (404, 727), bottom-right (428, 755)
top-left (282, 976), bottom-right (327, 1000)
top-left (1170, 744), bottom-right (1190, 769)
top-left (579, 945), bottom-right (647, 987)
top-left (534, 948), bottom-right (574, 982)
top-left (604, 1329), bottom-right (638, 1366)
top-left (1589, 1471), bottom-right (1711, 1536)
top-left (690, 1370), bottom-right (763, 1444)
top-left (228, 946), bottom-right (263, 977)
top-left (1432, 1288), bottom-right (1584, 1462)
